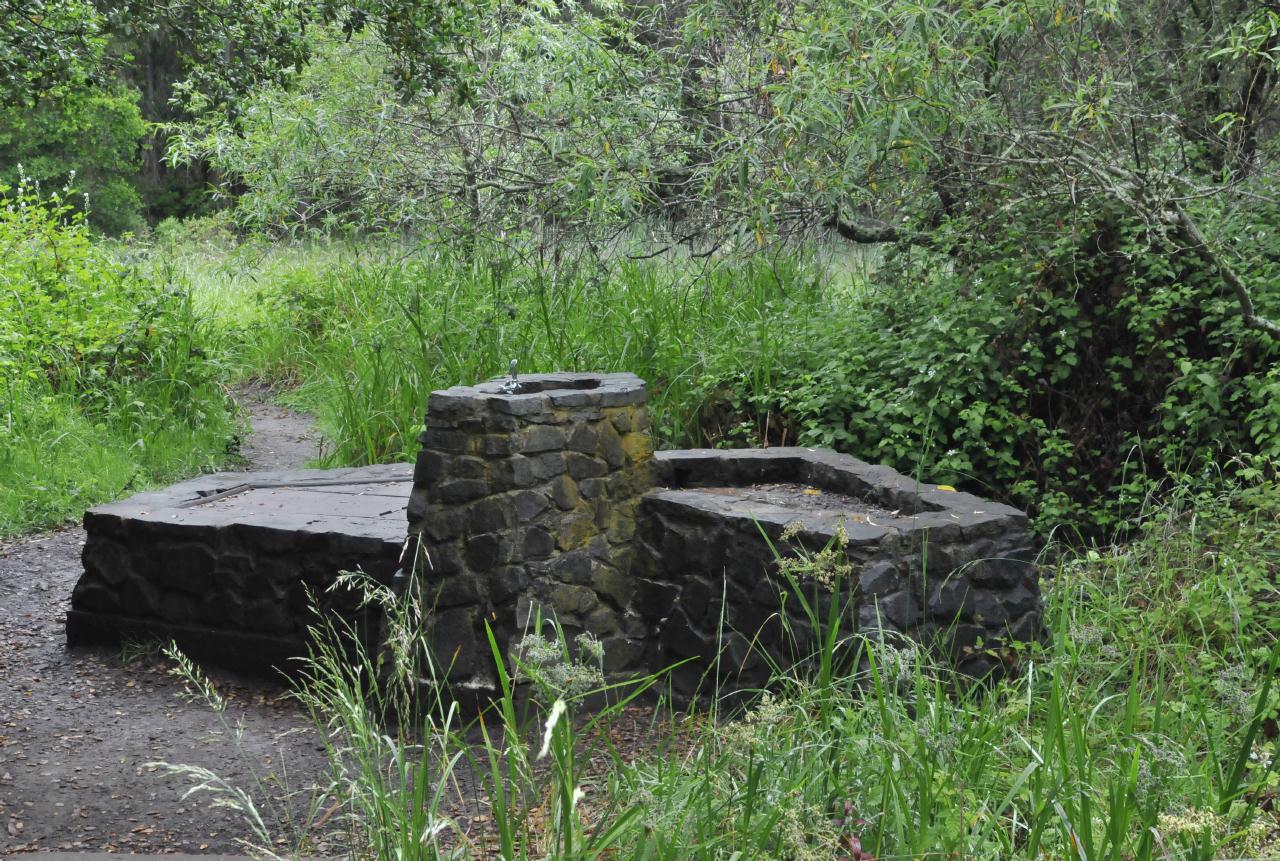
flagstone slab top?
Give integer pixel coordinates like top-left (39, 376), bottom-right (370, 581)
top-left (67, 464), bottom-right (412, 673)
top-left (83, 463), bottom-right (412, 545)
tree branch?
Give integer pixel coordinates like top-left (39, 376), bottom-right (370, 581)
top-left (1169, 202), bottom-right (1280, 340)
top-left (954, 130), bottom-right (1280, 341)
top-left (825, 207), bottom-right (926, 245)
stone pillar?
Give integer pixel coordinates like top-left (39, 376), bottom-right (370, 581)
top-left (405, 372), bottom-right (654, 696)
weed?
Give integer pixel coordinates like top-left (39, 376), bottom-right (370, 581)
top-left (118, 637), bottom-right (165, 666)
top-left (155, 237), bottom-right (828, 466)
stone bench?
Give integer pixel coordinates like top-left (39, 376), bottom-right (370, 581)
top-left (68, 464), bottom-right (410, 673)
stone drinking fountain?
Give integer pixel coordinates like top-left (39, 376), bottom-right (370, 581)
top-left (403, 371), bottom-right (655, 697)
top-left (69, 371), bottom-right (1042, 701)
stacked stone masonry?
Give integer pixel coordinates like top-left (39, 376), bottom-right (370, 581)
top-left (405, 373), bottom-right (655, 694)
top-left (406, 374), bottom-right (1042, 700)
top-left (69, 465), bottom-right (410, 671)
top-left (69, 373), bottom-right (1042, 702)
top-left (635, 449), bottom-right (1042, 697)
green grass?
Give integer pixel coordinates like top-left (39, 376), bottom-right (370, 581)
top-left (0, 280), bottom-right (239, 536)
top-left (0, 198), bottom-right (239, 537)
top-left (156, 236), bottom-right (848, 466)
top-left (605, 483), bottom-right (1280, 861)
top-left (0, 379), bottom-right (236, 535)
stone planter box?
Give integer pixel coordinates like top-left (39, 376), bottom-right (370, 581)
top-left (631, 448), bottom-right (1042, 696)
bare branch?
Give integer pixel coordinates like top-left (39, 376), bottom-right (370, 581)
top-left (825, 207), bottom-right (927, 245)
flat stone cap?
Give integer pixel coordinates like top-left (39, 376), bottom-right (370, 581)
top-left (83, 463), bottom-right (413, 544)
top-left (429, 371), bottom-right (648, 418)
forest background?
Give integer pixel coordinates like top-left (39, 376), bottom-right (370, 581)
top-left (5, 0), bottom-right (1280, 538)
top-left (3, 2), bottom-right (1280, 857)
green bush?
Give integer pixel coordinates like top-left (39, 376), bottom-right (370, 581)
top-left (700, 201), bottom-right (1280, 537)
top-left (167, 32), bottom-right (415, 236)
top-left (0, 185), bottom-right (235, 535)
top-left (1, 188), bottom-right (149, 382)
top-left (0, 83), bottom-right (145, 234)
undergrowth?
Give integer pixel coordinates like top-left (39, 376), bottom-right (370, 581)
top-left (0, 186), bottom-right (236, 535)
top-left (153, 211), bottom-right (1279, 539)
top-left (158, 234), bottom-right (830, 467)
top-left (160, 475), bottom-right (1280, 861)
top-left (699, 203), bottom-right (1280, 538)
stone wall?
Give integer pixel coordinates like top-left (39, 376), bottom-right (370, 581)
top-left (68, 465), bottom-right (409, 673)
top-left (405, 373), bottom-right (655, 695)
top-left (632, 449), bottom-right (1042, 696)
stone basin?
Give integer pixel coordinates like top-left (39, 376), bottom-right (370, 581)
top-left (631, 448), bottom-right (1042, 695)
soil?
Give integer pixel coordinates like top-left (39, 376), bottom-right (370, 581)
top-left (231, 384), bottom-right (322, 471)
top-left (0, 389), bottom-right (344, 855)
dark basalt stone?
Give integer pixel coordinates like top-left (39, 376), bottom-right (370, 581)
top-left (69, 374), bottom-right (1041, 707)
top-left (68, 464), bottom-right (410, 676)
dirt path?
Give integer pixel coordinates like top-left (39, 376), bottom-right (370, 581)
top-left (0, 390), bottom-right (338, 855)
top-left (232, 384), bottom-right (322, 471)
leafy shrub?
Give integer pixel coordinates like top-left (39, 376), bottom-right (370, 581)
top-left (0, 185), bottom-right (235, 534)
top-left (1, 186), bottom-right (151, 384)
top-left (699, 200), bottom-right (1280, 537)
top-left (168, 32), bottom-right (417, 236)
top-left (0, 84), bottom-right (145, 234)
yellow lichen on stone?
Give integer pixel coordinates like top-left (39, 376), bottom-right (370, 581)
top-left (556, 513), bottom-right (596, 551)
top-left (621, 432), bottom-right (653, 462)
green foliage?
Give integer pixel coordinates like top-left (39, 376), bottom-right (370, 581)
top-left (166, 33), bottom-right (417, 234)
top-left (0, 186), bottom-right (147, 382)
top-left (698, 200), bottom-right (1280, 536)
top-left (0, 0), bottom-right (107, 98)
top-left (168, 6), bottom-right (675, 239)
top-left (0, 186), bottom-right (236, 535)
top-left (161, 215), bottom-right (1277, 538)
top-left (166, 236), bottom-right (814, 465)
top-left (0, 83), bottom-right (145, 233)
